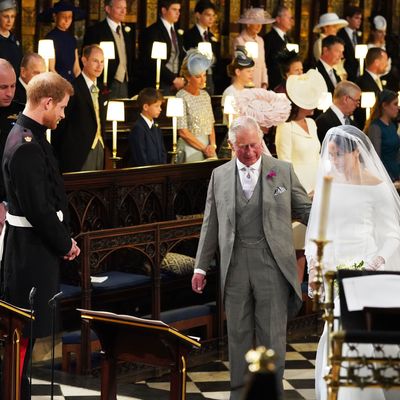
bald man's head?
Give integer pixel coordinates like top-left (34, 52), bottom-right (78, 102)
top-left (0, 58), bottom-right (16, 107)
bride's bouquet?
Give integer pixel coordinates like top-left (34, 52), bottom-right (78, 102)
top-left (334, 261), bottom-right (365, 290)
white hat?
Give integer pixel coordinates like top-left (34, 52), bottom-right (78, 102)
top-left (373, 15), bottom-right (387, 31)
top-left (313, 13), bottom-right (348, 33)
top-left (237, 8), bottom-right (275, 25)
top-left (286, 69), bottom-right (328, 110)
top-left (186, 49), bottom-right (212, 76)
top-left (0, 0), bottom-right (17, 12)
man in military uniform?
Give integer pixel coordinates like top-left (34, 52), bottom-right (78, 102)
top-left (0, 58), bottom-right (23, 230)
top-left (1, 72), bottom-right (80, 399)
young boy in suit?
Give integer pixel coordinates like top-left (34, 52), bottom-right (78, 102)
top-left (128, 88), bottom-right (167, 166)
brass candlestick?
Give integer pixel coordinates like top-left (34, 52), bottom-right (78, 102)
top-left (311, 238), bottom-right (330, 311)
top-left (169, 142), bottom-right (178, 164)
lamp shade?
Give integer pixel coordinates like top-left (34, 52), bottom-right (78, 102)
top-left (100, 41), bottom-right (115, 59)
top-left (38, 39), bottom-right (55, 59)
top-left (151, 41), bottom-right (167, 60)
top-left (106, 101), bottom-right (125, 121)
top-left (223, 95), bottom-right (236, 115)
top-left (355, 44), bottom-right (368, 59)
top-left (244, 42), bottom-right (258, 60)
top-left (286, 43), bottom-right (299, 53)
top-left (361, 92), bottom-right (376, 108)
top-left (166, 97), bottom-right (184, 117)
top-left (198, 42), bottom-right (213, 60)
top-left (317, 92), bottom-right (333, 111)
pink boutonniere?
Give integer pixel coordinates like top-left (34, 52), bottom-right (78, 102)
top-left (266, 169), bottom-right (276, 180)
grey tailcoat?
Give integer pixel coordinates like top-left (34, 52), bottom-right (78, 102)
top-left (195, 155), bottom-right (311, 317)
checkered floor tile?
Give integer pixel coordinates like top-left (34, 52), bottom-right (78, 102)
top-left (30, 339), bottom-right (317, 399)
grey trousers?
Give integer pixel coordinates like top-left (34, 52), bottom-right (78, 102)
top-left (224, 244), bottom-right (290, 400)
top-left (81, 142), bottom-right (104, 171)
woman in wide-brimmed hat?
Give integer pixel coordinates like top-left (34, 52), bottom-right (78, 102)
top-left (233, 7), bottom-right (274, 89)
top-left (275, 69), bottom-right (327, 280)
top-left (39, 0), bottom-right (85, 82)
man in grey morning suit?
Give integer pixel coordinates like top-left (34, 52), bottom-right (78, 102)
top-left (192, 116), bottom-right (311, 400)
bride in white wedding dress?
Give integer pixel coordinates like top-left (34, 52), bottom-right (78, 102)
top-left (305, 125), bottom-right (400, 400)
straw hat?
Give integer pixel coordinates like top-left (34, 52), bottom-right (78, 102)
top-left (313, 13), bottom-right (348, 33)
top-left (286, 69), bottom-right (327, 109)
top-left (237, 8), bottom-right (275, 25)
top-left (0, 0), bottom-right (17, 12)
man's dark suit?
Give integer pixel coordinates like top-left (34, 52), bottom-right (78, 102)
top-left (183, 25), bottom-right (222, 93)
top-left (315, 107), bottom-right (343, 144)
top-left (56, 74), bottom-right (106, 172)
top-left (337, 28), bottom-right (360, 82)
top-left (264, 28), bottom-right (288, 90)
top-left (14, 79), bottom-right (26, 104)
top-left (354, 71), bottom-right (382, 129)
top-left (128, 115), bottom-right (167, 166)
top-left (83, 19), bottom-right (136, 95)
top-left (315, 61), bottom-right (341, 94)
top-left (138, 19), bottom-right (184, 92)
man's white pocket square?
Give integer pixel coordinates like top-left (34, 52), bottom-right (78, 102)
top-left (274, 186), bottom-right (286, 196)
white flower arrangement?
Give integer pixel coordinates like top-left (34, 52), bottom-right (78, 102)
top-left (335, 261), bottom-right (365, 290)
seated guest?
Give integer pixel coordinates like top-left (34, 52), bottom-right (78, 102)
top-left (14, 53), bottom-right (46, 104)
top-left (176, 50), bottom-right (217, 162)
top-left (183, 0), bottom-right (220, 94)
top-left (0, 0), bottom-right (22, 76)
top-left (57, 45), bottom-right (107, 172)
top-left (43, 1), bottom-right (85, 82)
top-left (315, 35), bottom-right (345, 93)
top-left (365, 89), bottom-right (400, 181)
top-left (128, 88), bottom-right (167, 167)
top-left (315, 80), bottom-right (361, 143)
top-left (273, 49), bottom-right (303, 93)
top-left (233, 7), bottom-right (274, 89)
top-left (337, 6), bottom-right (363, 82)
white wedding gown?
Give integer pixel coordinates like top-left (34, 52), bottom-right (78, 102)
top-left (315, 182), bottom-right (400, 400)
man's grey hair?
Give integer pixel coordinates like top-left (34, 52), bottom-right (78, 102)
top-left (333, 80), bottom-right (361, 100)
top-left (228, 116), bottom-right (263, 146)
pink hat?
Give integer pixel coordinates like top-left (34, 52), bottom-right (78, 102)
top-left (237, 8), bottom-right (275, 25)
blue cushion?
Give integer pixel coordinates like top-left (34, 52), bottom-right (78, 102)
top-left (159, 304), bottom-right (213, 324)
top-left (62, 329), bottom-right (98, 345)
top-left (91, 271), bottom-right (151, 292)
top-left (59, 284), bottom-right (81, 299)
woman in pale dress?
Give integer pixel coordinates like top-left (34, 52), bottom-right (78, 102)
top-left (276, 69), bottom-right (327, 280)
top-left (176, 50), bottom-right (217, 162)
top-left (233, 8), bottom-right (274, 89)
top-left (306, 125), bottom-right (400, 400)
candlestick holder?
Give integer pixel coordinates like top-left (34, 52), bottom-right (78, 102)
top-left (169, 143), bottom-right (178, 164)
top-left (110, 156), bottom-right (122, 169)
top-left (311, 238), bottom-right (330, 311)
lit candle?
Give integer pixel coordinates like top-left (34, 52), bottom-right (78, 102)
top-left (317, 175), bottom-right (333, 240)
top-left (112, 120), bottom-right (117, 158)
top-left (156, 58), bottom-right (161, 90)
top-left (103, 58), bottom-right (109, 85)
top-left (172, 116), bottom-right (177, 146)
